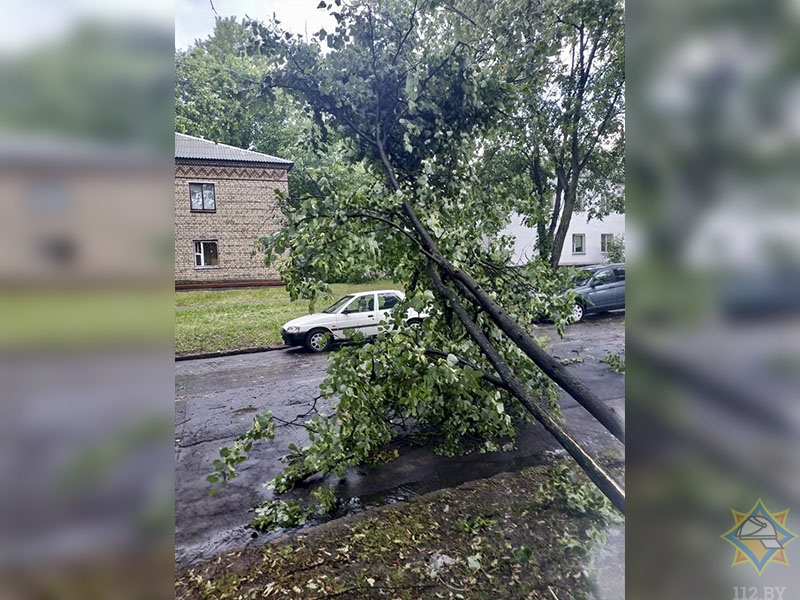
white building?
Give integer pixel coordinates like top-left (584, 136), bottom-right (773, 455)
top-left (502, 210), bottom-right (625, 266)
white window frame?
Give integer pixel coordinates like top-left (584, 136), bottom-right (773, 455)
top-left (194, 240), bottom-right (219, 268)
top-left (572, 233), bottom-right (586, 255)
top-left (601, 233), bottom-right (614, 253)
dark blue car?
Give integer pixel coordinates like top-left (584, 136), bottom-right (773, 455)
top-left (570, 263), bottom-right (625, 322)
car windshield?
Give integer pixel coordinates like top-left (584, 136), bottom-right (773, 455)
top-left (322, 295), bottom-right (354, 314)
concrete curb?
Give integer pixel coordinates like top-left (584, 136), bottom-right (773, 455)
top-left (176, 345), bottom-right (288, 361)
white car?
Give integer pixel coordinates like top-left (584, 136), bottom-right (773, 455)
top-left (281, 289), bottom-right (424, 352)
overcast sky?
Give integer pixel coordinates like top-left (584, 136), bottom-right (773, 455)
top-left (175, 0), bottom-right (335, 51)
top-left (2, 0), bottom-right (335, 55)
top-left (1, 0), bottom-right (171, 54)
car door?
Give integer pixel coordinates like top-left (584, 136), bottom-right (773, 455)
top-left (376, 292), bottom-right (402, 331)
top-left (584, 268), bottom-right (618, 310)
top-left (336, 293), bottom-right (379, 338)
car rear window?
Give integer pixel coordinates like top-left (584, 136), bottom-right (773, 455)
top-left (378, 293), bottom-right (400, 310)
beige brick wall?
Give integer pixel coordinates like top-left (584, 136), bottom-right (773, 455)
top-left (174, 162), bottom-right (288, 283)
top-left (1, 166), bottom-right (171, 285)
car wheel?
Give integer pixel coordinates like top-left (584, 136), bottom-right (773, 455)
top-left (570, 301), bottom-right (585, 323)
top-left (406, 318), bottom-right (423, 327)
top-left (305, 328), bottom-right (332, 352)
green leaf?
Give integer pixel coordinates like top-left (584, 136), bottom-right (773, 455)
top-left (466, 554), bottom-right (481, 571)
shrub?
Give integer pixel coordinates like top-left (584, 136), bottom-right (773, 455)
top-left (605, 235), bottom-right (625, 263)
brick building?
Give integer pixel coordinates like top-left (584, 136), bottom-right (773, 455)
top-left (1, 134), bottom-right (170, 286)
top-left (174, 133), bottom-right (292, 287)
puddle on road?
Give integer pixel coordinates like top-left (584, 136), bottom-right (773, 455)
top-left (331, 484), bottom-right (421, 516)
top-left (176, 523), bottom-right (285, 566)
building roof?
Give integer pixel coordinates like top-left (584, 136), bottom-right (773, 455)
top-left (175, 132), bottom-right (293, 167)
top-left (0, 132), bottom-right (165, 170)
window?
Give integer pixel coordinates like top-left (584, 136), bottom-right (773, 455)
top-left (613, 267), bottom-right (625, 280)
top-left (601, 233), bottom-right (614, 253)
top-left (572, 233), bottom-right (585, 254)
top-left (378, 293), bottom-right (400, 310)
top-left (37, 236), bottom-right (77, 267)
top-left (29, 180), bottom-right (70, 214)
top-left (189, 183), bottom-right (216, 212)
top-left (194, 240), bottom-right (219, 267)
top-left (345, 295), bottom-right (375, 313)
top-left (594, 269), bottom-right (616, 284)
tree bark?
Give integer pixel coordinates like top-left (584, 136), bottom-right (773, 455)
top-left (549, 180), bottom-right (577, 270)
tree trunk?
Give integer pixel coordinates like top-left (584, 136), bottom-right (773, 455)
top-left (542, 180), bottom-right (564, 266)
top-left (549, 181), bottom-right (577, 270)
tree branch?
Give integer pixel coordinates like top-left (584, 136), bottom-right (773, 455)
top-left (578, 84), bottom-right (623, 171)
top-left (392, 0), bottom-right (420, 64)
top-left (374, 126), bottom-right (625, 445)
top-left (428, 263), bottom-right (624, 513)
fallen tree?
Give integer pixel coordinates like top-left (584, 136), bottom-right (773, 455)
top-left (212, 0), bottom-right (625, 517)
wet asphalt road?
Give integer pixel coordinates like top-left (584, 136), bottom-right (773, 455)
top-left (175, 313), bottom-right (625, 564)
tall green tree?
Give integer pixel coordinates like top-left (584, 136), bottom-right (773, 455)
top-left (481, 0), bottom-right (624, 267)
top-left (0, 22), bottom-right (173, 148)
top-left (176, 16), bottom-right (307, 159)
top-left (223, 0), bottom-right (625, 513)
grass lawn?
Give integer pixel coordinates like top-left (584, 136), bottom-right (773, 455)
top-left (0, 289), bottom-right (173, 352)
top-left (175, 280), bottom-right (399, 355)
